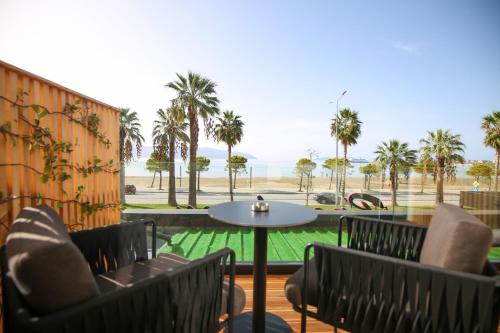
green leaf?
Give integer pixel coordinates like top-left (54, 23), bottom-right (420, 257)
top-left (57, 202), bottom-right (64, 208)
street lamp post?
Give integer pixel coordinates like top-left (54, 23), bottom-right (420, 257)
top-left (330, 90), bottom-right (347, 208)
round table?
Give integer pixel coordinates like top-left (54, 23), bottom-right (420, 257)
top-left (208, 201), bottom-right (318, 333)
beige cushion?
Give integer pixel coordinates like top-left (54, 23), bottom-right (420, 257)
top-left (419, 203), bottom-right (492, 274)
top-left (96, 252), bottom-right (246, 316)
top-left (284, 259), bottom-right (319, 307)
top-left (5, 205), bottom-right (99, 314)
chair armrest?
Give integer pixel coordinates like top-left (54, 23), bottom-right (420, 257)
top-left (302, 242), bottom-right (500, 333)
top-left (139, 218), bottom-right (157, 258)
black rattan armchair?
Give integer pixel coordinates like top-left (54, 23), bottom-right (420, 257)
top-left (1, 220), bottom-right (236, 333)
top-left (295, 216), bottom-right (500, 333)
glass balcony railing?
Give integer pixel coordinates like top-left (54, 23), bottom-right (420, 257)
top-left (123, 160), bottom-right (500, 264)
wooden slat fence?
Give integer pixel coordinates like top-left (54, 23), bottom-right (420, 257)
top-left (0, 60), bottom-right (120, 243)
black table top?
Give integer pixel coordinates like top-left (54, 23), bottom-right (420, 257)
top-left (208, 201), bottom-right (318, 228)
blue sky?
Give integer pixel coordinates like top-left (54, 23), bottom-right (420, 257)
top-left (1, 0), bottom-right (499, 161)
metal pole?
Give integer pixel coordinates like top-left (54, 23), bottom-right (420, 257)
top-left (332, 90), bottom-right (347, 209)
top-left (335, 100), bottom-right (339, 209)
top-left (253, 227), bottom-right (267, 332)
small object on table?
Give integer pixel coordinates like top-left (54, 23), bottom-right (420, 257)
top-left (209, 201), bottom-right (317, 333)
top-left (251, 201), bottom-right (269, 212)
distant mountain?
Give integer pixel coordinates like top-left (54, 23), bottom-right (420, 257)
top-left (140, 146), bottom-right (257, 160)
top-left (349, 158), bottom-right (370, 163)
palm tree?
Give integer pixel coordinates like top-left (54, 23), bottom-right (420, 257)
top-left (481, 111), bottom-right (500, 191)
top-left (330, 108), bottom-right (362, 207)
top-left (119, 108), bottom-right (144, 204)
top-left (152, 106), bottom-right (189, 206)
top-left (215, 111), bottom-right (244, 201)
top-left (374, 140), bottom-right (417, 207)
top-left (420, 129), bottom-right (465, 204)
top-left (166, 72), bottom-right (219, 207)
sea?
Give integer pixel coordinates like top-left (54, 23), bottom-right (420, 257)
top-left (125, 158), bottom-right (472, 179)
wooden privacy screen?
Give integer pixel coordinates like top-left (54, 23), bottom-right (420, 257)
top-left (0, 60), bottom-right (120, 243)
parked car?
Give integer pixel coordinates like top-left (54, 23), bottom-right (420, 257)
top-left (313, 192), bottom-right (341, 205)
top-left (125, 184), bottom-right (136, 195)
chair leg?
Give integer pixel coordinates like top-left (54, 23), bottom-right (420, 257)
top-left (333, 326), bottom-right (338, 333)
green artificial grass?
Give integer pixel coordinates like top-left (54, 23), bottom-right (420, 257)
top-left (159, 228), bottom-right (500, 262)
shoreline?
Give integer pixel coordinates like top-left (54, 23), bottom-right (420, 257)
top-left (125, 175), bottom-right (483, 192)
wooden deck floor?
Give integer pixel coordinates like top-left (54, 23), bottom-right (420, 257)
top-left (235, 275), bottom-right (500, 333)
top-left (236, 275), bottom-right (344, 333)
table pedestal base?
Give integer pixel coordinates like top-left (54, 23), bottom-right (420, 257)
top-left (226, 312), bottom-right (292, 333)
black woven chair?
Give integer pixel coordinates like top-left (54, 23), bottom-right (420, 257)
top-left (1, 220), bottom-right (237, 333)
top-left (294, 216), bottom-right (500, 333)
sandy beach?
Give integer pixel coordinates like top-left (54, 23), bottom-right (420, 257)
top-left (124, 175), bottom-right (483, 207)
top-left (126, 175), bottom-right (480, 192)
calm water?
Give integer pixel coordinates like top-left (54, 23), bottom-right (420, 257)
top-left (125, 158), bottom-right (472, 179)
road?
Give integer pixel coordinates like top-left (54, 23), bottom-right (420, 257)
top-left (126, 186), bottom-right (461, 207)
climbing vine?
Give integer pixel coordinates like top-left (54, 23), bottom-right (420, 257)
top-left (0, 90), bottom-right (120, 228)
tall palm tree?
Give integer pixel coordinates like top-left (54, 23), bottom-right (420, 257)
top-left (330, 108), bottom-right (362, 207)
top-left (119, 108), bottom-right (144, 204)
top-left (420, 129), bottom-right (465, 204)
top-left (374, 140), bottom-right (417, 207)
top-left (215, 111), bottom-right (244, 201)
top-left (153, 106), bottom-right (189, 206)
top-left (481, 111), bottom-right (500, 191)
top-left (166, 72), bottom-right (219, 207)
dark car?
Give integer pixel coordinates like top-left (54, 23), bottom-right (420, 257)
top-left (125, 184), bottom-right (136, 195)
top-left (313, 192), bottom-right (341, 205)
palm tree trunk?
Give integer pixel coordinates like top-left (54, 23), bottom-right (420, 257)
top-left (495, 150), bottom-right (499, 191)
top-left (159, 170), bottom-right (163, 190)
top-left (391, 170), bottom-right (398, 207)
top-left (197, 171), bottom-right (201, 192)
top-left (329, 170), bottom-right (333, 190)
top-left (367, 175), bottom-right (371, 190)
top-left (306, 172), bottom-right (311, 206)
top-left (340, 145), bottom-right (348, 208)
top-left (381, 168), bottom-right (386, 190)
top-left (120, 161), bottom-right (125, 204)
top-left (228, 146), bottom-right (233, 201)
top-left (188, 106), bottom-right (198, 207)
top-left (168, 138), bottom-right (177, 206)
top-left (298, 174), bottom-right (303, 192)
top-left (420, 161), bottom-right (426, 193)
top-left (436, 159), bottom-right (445, 204)
top-left (150, 171), bottom-right (156, 188)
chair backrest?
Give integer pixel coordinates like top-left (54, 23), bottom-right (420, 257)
top-left (70, 221), bottom-right (148, 275)
top-left (339, 215), bottom-right (428, 261)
